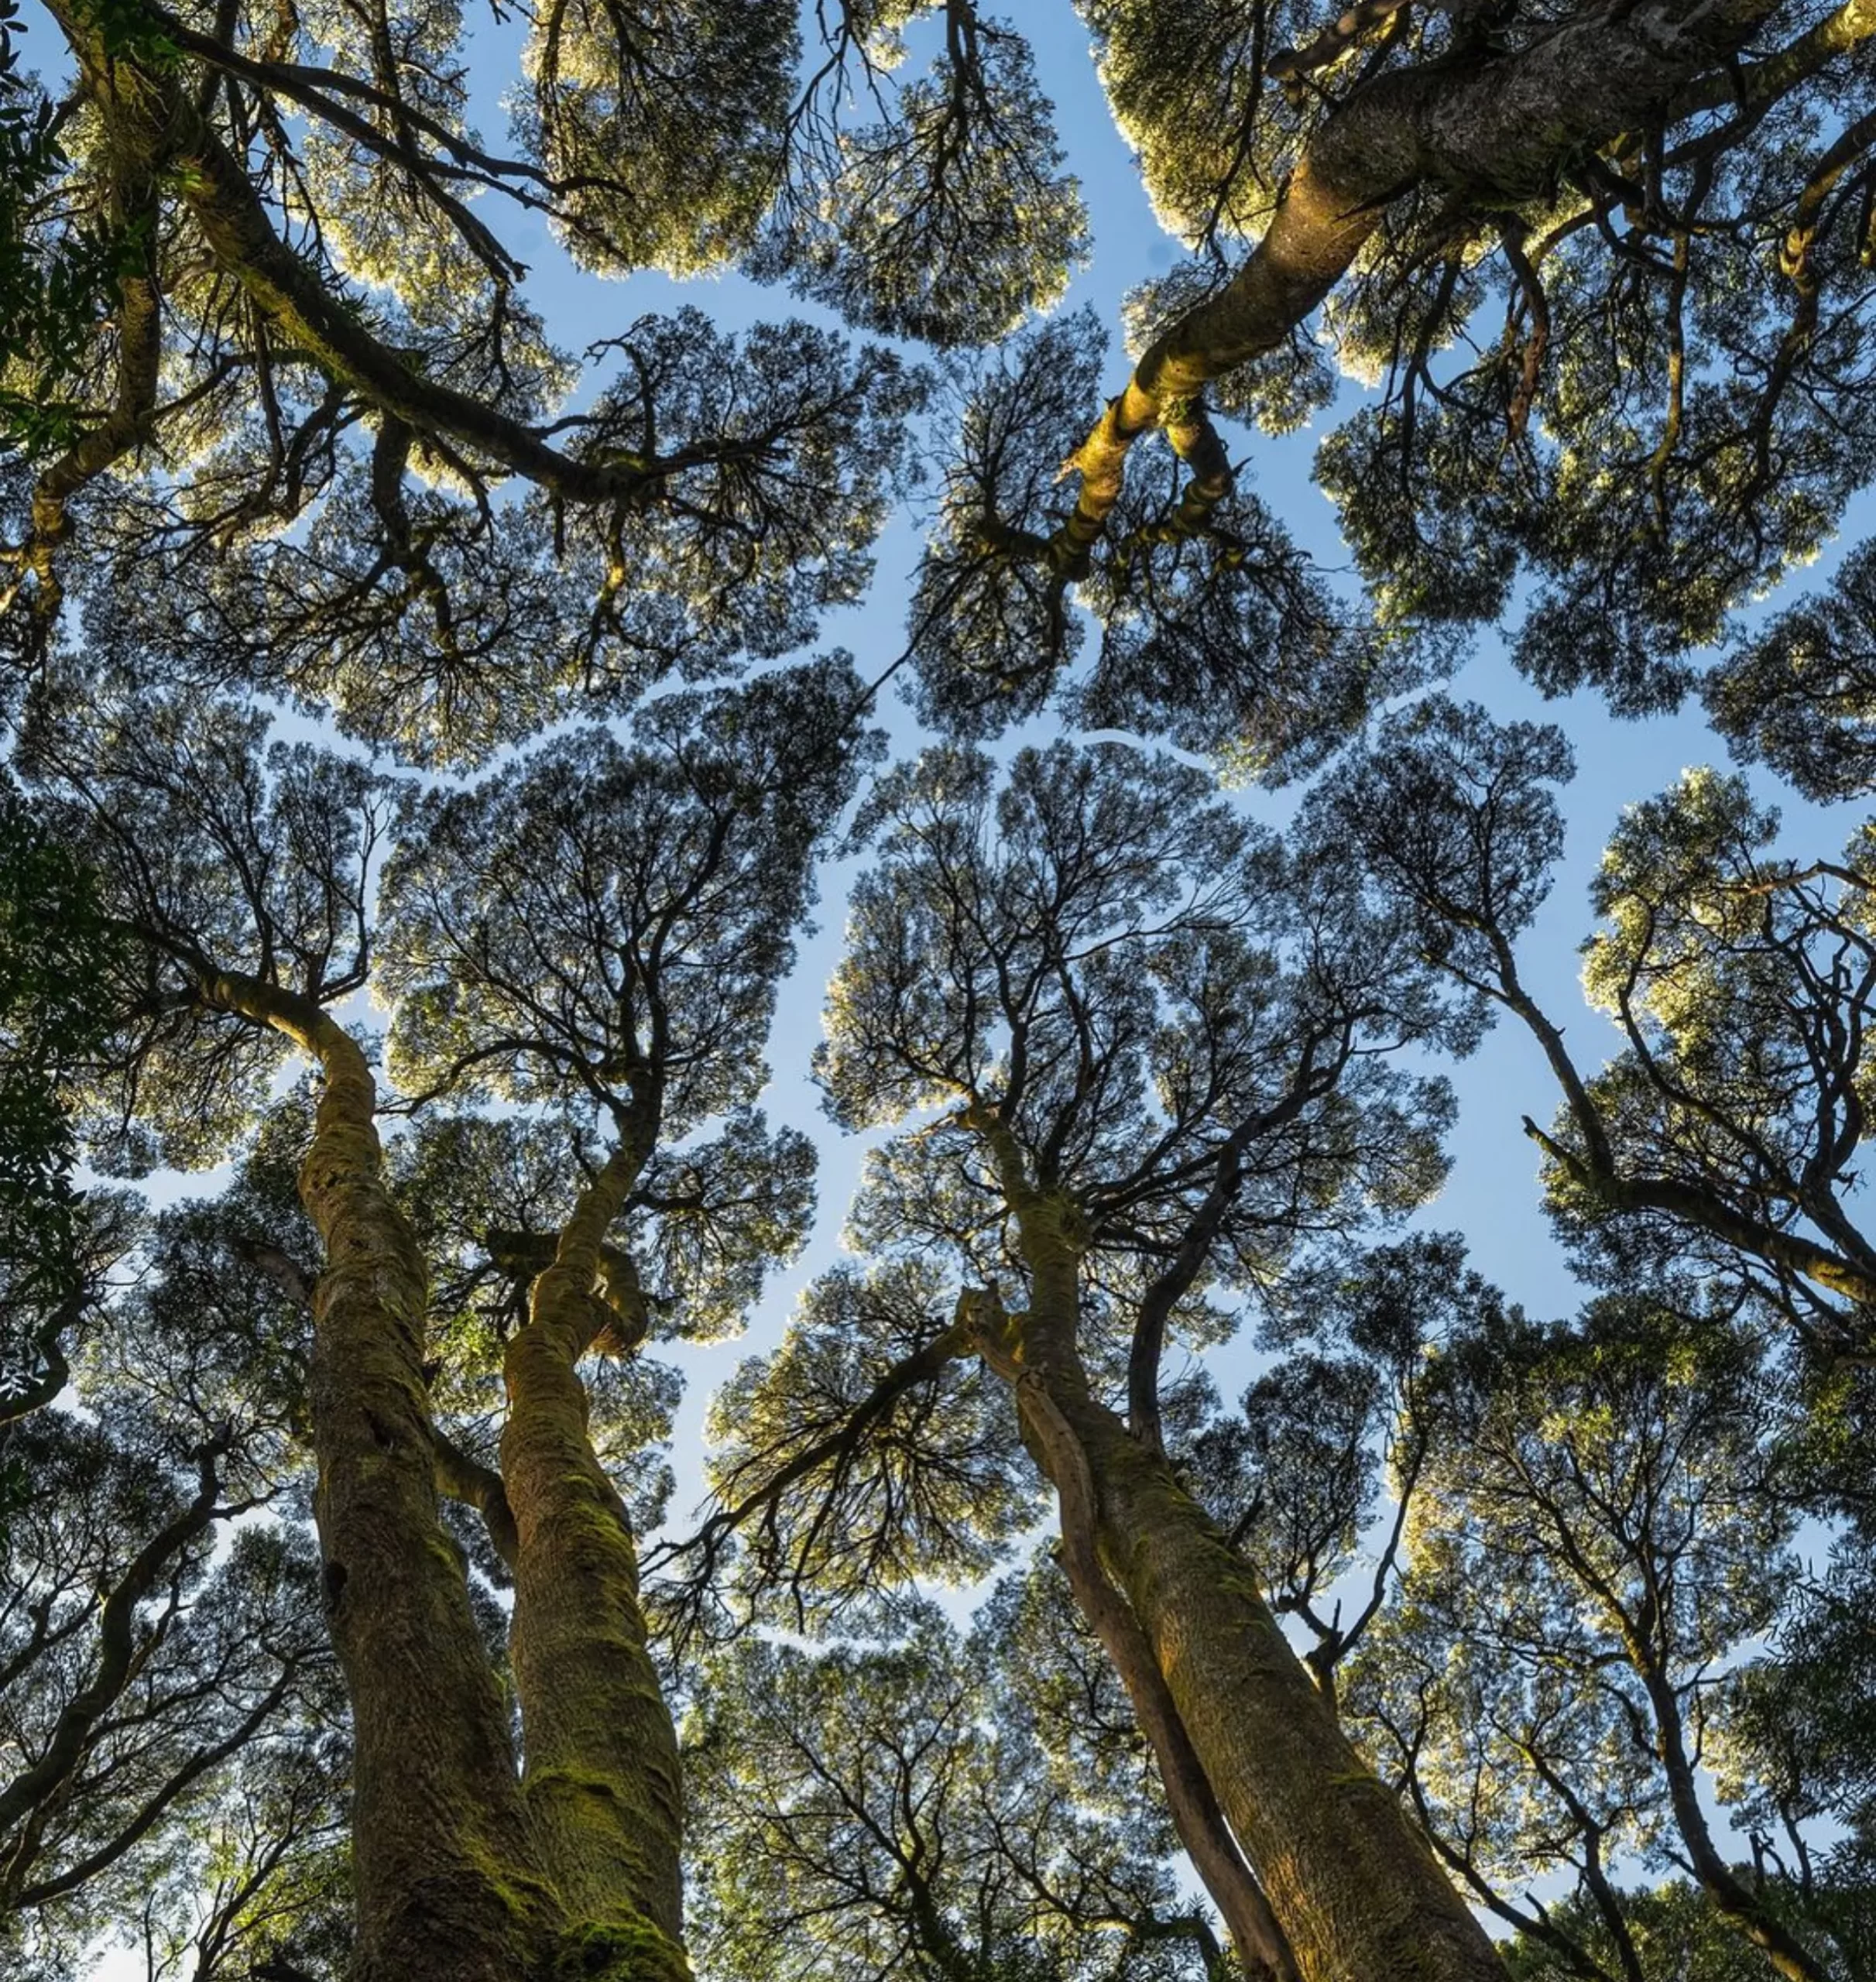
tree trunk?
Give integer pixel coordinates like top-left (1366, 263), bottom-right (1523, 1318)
top-left (993, 1346), bottom-right (1298, 1982)
top-left (1005, 1211), bottom-right (1504, 1982)
top-left (207, 974), bottom-right (558, 1982)
top-left (1636, 1658), bottom-right (1831, 1982)
top-left (1086, 1391), bottom-right (1501, 1982)
top-left (502, 1136), bottom-right (690, 1982)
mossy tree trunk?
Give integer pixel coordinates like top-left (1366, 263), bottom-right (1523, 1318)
top-left (502, 1127), bottom-right (690, 1981)
top-left (998, 1200), bottom-right (1506, 1982)
top-left (210, 974), bottom-right (562, 1982)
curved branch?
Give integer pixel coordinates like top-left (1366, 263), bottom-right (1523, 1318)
top-left (432, 1429), bottom-right (519, 1572)
top-left (1050, 0), bottom-right (1784, 563)
top-left (0, 1438), bottom-right (225, 1840)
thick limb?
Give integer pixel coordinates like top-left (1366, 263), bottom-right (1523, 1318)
top-left (1054, 0), bottom-right (1787, 561)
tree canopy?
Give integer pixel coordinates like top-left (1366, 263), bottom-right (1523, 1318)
top-left (1, 1), bottom-right (1874, 1980)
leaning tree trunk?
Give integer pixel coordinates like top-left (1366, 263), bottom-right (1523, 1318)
top-left (212, 975), bottom-right (559, 1982)
top-left (1003, 1212), bottom-right (1506, 1982)
top-left (1055, 0), bottom-right (1793, 560)
top-left (1083, 1404), bottom-right (1505, 1982)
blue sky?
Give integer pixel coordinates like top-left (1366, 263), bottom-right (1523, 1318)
top-left (46, 0), bottom-right (1863, 1559)
top-left (492, 5), bottom-right (1862, 1510)
top-left (52, 0), bottom-right (1872, 1966)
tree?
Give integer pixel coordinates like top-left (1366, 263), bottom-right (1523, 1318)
top-left (1345, 1296), bottom-right (1850, 1982)
top-left (7, 0), bottom-right (1876, 1973)
top-left (1030, 0), bottom-right (1874, 685)
top-left (688, 1597), bottom-right (1223, 1982)
top-left (5, 0), bottom-right (1871, 780)
top-left (1164, 1221), bottom-right (1871, 1982)
top-left (20, 662), bottom-right (869, 1979)
top-left (0, 772), bottom-right (123, 1426)
top-left (1309, 695), bottom-right (1876, 1364)
top-left (0, 1102), bottom-right (345, 1978)
top-left (1499, 1878), bottom-right (1813, 1982)
top-left (1704, 539), bottom-right (1876, 804)
top-left (674, 737), bottom-right (1504, 1982)
top-left (1178, 1233), bottom-right (1505, 1719)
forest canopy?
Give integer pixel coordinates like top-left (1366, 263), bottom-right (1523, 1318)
top-left (0, 0), bottom-right (1873, 1980)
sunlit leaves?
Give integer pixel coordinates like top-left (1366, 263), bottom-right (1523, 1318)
top-left (77, 314), bottom-right (924, 770)
top-left (820, 736), bottom-right (1251, 1142)
top-left (1074, 456), bottom-right (1424, 779)
top-left (1347, 1298), bottom-right (1809, 1955)
top-left (1123, 262), bottom-right (1336, 437)
top-left (0, 1402), bottom-right (337, 1967)
top-left (1705, 534), bottom-right (1876, 801)
top-left (0, 773), bottom-right (122, 1359)
top-left (1500, 1879), bottom-right (1791, 1982)
top-left (688, 1602), bottom-right (1209, 1982)
top-left (1316, 701), bottom-right (1876, 1355)
top-left (1720, 1521), bottom-right (1876, 1969)
top-left (972, 1555), bottom-right (1161, 1817)
top-left (0, 8), bottom-right (125, 463)
top-left (1316, 403), bottom-right (1522, 635)
top-left (907, 310), bottom-right (1106, 733)
top-left (819, 736), bottom-right (1461, 1364)
top-left (1555, 772), bottom-right (1876, 1342)
top-left (565, 312), bottom-right (927, 671)
top-left (1315, 94), bottom-right (1876, 719)
top-left (1075, 0), bottom-right (1306, 248)
top-left (909, 310), bottom-right (1409, 773)
top-left (1303, 693), bottom-right (1573, 993)
top-left (22, 691), bottom-right (391, 1173)
top-left (519, 0), bottom-right (796, 276)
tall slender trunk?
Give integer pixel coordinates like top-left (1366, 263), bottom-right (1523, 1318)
top-left (1635, 1658), bottom-right (1830, 1982)
top-left (1005, 1207), bottom-right (1504, 1982)
top-left (209, 974), bottom-right (557, 1982)
top-left (502, 1134), bottom-right (689, 1981)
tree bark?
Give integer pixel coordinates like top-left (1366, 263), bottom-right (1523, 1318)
top-left (1092, 1396), bottom-right (1503, 1982)
top-left (1003, 1198), bottom-right (1504, 1982)
top-left (977, 1316), bottom-right (1299, 1982)
top-left (502, 1132), bottom-right (690, 1981)
top-left (203, 972), bottom-right (558, 1982)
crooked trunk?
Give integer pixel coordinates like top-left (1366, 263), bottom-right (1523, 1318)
top-left (218, 978), bottom-right (554, 1981)
top-left (502, 1138), bottom-right (688, 1981)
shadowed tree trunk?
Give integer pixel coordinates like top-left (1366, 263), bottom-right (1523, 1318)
top-left (982, 1192), bottom-right (1507, 1982)
top-left (204, 972), bottom-right (563, 1982)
